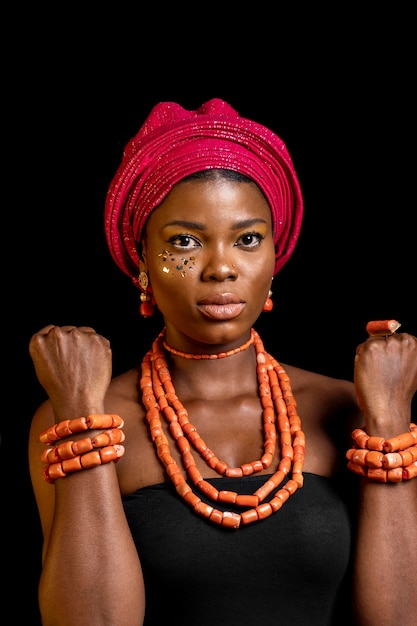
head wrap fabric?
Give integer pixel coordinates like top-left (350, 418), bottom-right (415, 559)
top-left (104, 98), bottom-right (304, 288)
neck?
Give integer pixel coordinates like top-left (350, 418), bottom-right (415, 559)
top-left (162, 328), bottom-right (256, 360)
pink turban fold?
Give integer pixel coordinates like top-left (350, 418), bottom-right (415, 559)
top-left (104, 98), bottom-right (304, 288)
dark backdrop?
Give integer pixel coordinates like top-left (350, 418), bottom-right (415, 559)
top-left (4, 14), bottom-right (416, 624)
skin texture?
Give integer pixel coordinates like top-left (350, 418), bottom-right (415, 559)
top-left (29, 173), bottom-right (417, 625)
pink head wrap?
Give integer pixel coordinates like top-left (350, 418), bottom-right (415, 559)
top-left (104, 98), bottom-right (304, 288)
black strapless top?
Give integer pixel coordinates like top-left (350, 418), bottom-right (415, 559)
top-left (122, 473), bottom-right (355, 625)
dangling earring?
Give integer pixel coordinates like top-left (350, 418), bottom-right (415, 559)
top-left (138, 271), bottom-right (155, 318)
top-left (262, 289), bottom-right (273, 313)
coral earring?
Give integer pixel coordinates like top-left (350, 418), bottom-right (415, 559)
top-left (262, 297), bottom-right (273, 312)
top-left (140, 301), bottom-right (155, 317)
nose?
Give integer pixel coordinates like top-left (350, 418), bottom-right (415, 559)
top-left (201, 250), bottom-right (238, 282)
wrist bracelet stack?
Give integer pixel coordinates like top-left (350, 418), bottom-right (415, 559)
top-left (40, 415), bottom-right (417, 485)
top-left (39, 414), bottom-right (125, 484)
top-left (346, 423), bottom-right (417, 482)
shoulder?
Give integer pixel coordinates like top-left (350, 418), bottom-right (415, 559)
top-left (283, 363), bottom-right (361, 428)
top-left (107, 367), bottom-right (142, 400)
top-left (280, 365), bottom-right (362, 475)
top-left (284, 362), bottom-right (356, 398)
top-left (104, 367), bottom-right (145, 425)
top-left (105, 367), bottom-right (166, 492)
top-left (105, 366), bottom-right (151, 431)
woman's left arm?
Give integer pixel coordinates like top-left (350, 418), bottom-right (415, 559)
top-left (351, 329), bottom-right (417, 626)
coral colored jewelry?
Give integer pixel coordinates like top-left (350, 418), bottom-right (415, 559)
top-left (346, 423), bottom-right (417, 482)
top-left (39, 415), bottom-right (126, 484)
top-left (366, 319), bottom-right (401, 336)
top-left (162, 331), bottom-right (254, 360)
top-left (42, 444), bottom-right (125, 484)
top-left (39, 414), bottom-right (124, 444)
top-left (139, 293), bottom-right (155, 318)
top-left (262, 297), bottom-right (273, 312)
top-left (262, 288), bottom-right (273, 312)
top-left (41, 428), bottom-right (126, 464)
top-left (140, 327), bottom-right (305, 528)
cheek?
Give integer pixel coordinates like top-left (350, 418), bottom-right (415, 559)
top-left (249, 247), bottom-right (275, 282)
top-left (150, 250), bottom-right (198, 289)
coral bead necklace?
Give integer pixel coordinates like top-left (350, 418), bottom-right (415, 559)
top-left (139, 328), bottom-right (305, 529)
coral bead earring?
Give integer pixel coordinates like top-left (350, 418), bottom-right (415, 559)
top-left (262, 290), bottom-right (273, 312)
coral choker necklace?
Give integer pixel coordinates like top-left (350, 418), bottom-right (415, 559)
top-left (162, 332), bottom-right (254, 359)
top-left (140, 327), bottom-right (305, 529)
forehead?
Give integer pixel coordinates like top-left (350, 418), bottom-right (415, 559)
top-left (145, 176), bottom-right (273, 230)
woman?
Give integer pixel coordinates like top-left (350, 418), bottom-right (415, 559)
top-left (28, 98), bottom-right (417, 625)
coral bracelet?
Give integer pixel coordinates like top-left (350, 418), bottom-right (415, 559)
top-left (346, 423), bottom-right (417, 482)
top-left (39, 414), bottom-right (125, 484)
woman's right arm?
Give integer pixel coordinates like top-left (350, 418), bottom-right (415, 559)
top-left (29, 325), bottom-right (145, 626)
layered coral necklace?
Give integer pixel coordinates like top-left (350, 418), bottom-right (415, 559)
top-left (139, 328), bottom-right (305, 529)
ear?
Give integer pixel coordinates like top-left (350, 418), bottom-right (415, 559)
top-left (137, 241), bottom-right (148, 272)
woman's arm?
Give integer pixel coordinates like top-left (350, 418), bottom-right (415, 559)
top-left (351, 330), bottom-right (417, 626)
top-left (29, 325), bottom-right (145, 626)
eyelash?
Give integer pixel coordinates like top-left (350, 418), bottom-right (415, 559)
top-left (168, 235), bottom-right (199, 249)
top-left (168, 232), bottom-right (264, 250)
top-left (236, 232), bottom-right (264, 248)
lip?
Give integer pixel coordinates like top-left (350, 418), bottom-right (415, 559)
top-left (197, 293), bottom-right (245, 320)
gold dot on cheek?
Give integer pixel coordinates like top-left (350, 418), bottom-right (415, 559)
top-left (163, 267), bottom-right (170, 274)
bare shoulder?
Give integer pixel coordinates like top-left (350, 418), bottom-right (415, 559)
top-left (286, 363), bottom-right (357, 402)
top-left (280, 364), bottom-right (361, 475)
top-left (105, 367), bottom-right (164, 492)
top-left (283, 362), bottom-right (361, 430)
top-left (104, 367), bottom-right (146, 432)
top-left (106, 367), bottom-right (142, 403)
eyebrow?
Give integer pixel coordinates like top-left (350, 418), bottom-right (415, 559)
top-left (163, 218), bottom-right (268, 231)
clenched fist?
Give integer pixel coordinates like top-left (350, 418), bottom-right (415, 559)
top-left (29, 325), bottom-right (112, 422)
top-left (354, 330), bottom-right (417, 435)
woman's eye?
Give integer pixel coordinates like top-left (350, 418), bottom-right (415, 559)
top-left (169, 234), bottom-right (200, 249)
top-left (236, 232), bottom-right (263, 248)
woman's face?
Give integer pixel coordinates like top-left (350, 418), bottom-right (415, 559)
top-left (141, 176), bottom-right (276, 350)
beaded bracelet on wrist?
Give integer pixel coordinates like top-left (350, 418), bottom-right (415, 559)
top-left (41, 428), bottom-right (126, 464)
top-left (346, 423), bottom-right (417, 482)
top-left (39, 413), bottom-right (124, 444)
top-left (39, 414), bottom-right (125, 484)
top-left (42, 444), bottom-right (125, 484)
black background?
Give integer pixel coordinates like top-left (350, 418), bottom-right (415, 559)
top-left (4, 11), bottom-right (416, 623)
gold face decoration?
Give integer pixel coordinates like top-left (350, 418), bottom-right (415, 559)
top-left (158, 250), bottom-right (196, 277)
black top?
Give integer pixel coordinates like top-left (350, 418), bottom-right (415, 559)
top-left (123, 473), bottom-right (355, 625)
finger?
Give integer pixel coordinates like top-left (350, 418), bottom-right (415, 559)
top-left (32, 324), bottom-right (57, 336)
top-left (57, 326), bottom-right (97, 334)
